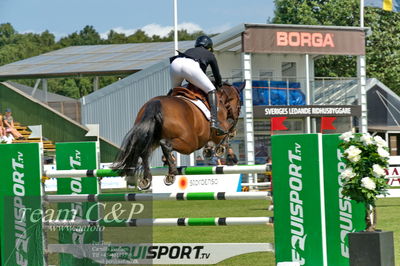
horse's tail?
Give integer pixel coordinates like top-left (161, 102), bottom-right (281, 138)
top-left (113, 100), bottom-right (163, 176)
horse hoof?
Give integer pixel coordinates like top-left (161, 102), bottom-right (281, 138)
top-left (138, 178), bottom-right (151, 190)
top-left (164, 175), bottom-right (176, 186)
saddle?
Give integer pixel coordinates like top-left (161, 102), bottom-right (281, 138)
top-left (170, 84), bottom-right (210, 109)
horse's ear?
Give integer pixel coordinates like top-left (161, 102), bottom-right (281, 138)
top-left (238, 81), bottom-right (246, 92)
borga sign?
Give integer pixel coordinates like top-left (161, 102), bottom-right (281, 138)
top-left (277, 32), bottom-right (335, 48)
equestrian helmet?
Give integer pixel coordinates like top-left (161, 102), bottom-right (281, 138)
top-left (195, 35), bottom-right (213, 51)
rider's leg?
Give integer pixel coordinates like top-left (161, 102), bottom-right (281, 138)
top-left (207, 90), bottom-right (227, 136)
top-left (181, 60), bottom-right (227, 135)
top-left (170, 58), bottom-right (185, 88)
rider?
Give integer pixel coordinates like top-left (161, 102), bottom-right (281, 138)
top-left (170, 35), bottom-right (226, 136)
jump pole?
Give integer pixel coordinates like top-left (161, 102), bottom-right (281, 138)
top-left (43, 164), bottom-right (271, 178)
top-left (44, 217), bottom-right (274, 227)
top-left (44, 191), bottom-right (272, 202)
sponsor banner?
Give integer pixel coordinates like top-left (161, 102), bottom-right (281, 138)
top-left (152, 174), bottom-right (241, 193)
top-left (56, 142), bottom-right (101, 266)
top-left (272, 134), bottom-right (325, 265)
top-left (243, 26), bottom-right (365, 55)
top-left (254, 105), bottom-right (361, 118)
top-left (0, 143), bottom-right (45, 266)
top-left (322, 134), bottom-right (366, 266)
top-left (272, 134), bottom-right (367, 266)
top-left (48, 243), bottom-right (273, 264)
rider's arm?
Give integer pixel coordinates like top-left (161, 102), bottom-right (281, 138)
top-left (209, 54), bottom-right (222, 88)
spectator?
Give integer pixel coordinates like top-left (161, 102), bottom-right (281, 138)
top-left (0, 112), bottom-right (8, 142)
top-left (195, 155), bottom-right (205, 166)
top-left (207, 153), bottom-right (222, 166)
top-left (3, 108), bottom-right (24, 140)
top-left (225, 147), bottom-right (239, 166)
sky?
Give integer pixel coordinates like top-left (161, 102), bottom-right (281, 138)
top-left (0, 0), bottom-right (275, 39)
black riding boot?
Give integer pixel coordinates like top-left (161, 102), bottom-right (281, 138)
top-left (207, 90), bottom-right (227, 136)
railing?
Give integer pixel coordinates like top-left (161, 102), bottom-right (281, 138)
top-left (222, 76), bottom-right (359, 106)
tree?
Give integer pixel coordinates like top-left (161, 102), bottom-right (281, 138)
top-left (0, 23), bottom-right (17, 46)
top-left (106, 30), bottom-right (128, 44)
top-left (273, 0), bottom-right (400, 93)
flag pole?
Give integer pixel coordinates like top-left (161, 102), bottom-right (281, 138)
top-left (173, 0), bottom-right (178, 56)
top-left (360, 0), bottom-right (365, 27)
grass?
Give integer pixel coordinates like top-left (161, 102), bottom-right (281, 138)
top-left (46, 190), bottom-right (400, 266)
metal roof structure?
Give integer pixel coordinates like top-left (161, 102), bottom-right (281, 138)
top-left (0, 23), bottom-right (367, 81)
top-left (0, 41), bottom-right (193, 80)
top-left (4, 81), bottom-right (78, 102)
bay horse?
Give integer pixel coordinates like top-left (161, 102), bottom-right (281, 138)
top-left (112, 82), bottom-right (244, 189)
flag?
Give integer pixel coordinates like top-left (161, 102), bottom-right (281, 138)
top-left (365, 0), bottom-right (400, 12)
top-left (85, 124), bottom-right (99, 137)
top-left (28, 125), bottom-right (42, 139)
top-left (271, 117), bottom-right (288, 131)
top-left (321, 117), bottom-right (337, 132)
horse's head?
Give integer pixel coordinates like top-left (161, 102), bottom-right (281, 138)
top-left (218, 81), bottom-right (244, 133)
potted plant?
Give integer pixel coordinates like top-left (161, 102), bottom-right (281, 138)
top-left (339, 132), bottom-right (395, 265)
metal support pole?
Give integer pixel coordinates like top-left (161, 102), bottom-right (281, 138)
top-left (305, 54), bottom-right (311, 133)
top-left (242, 52), bottom-right (255, 184)
top-left (93, 76), bottom-right (99, 91)
top-left (358, 56), bottom-right (368, 133)
top-left (43, 79), bottom-right (48, 104)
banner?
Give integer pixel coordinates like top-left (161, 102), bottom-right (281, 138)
top-left (48, 243), bottom-right (273, 264)
top-left (0, 143), bottom-right (45, 266)
top-left (152, 174), bottom-right (241, 193)
top-left (56, 142), bottom-right (101, 266)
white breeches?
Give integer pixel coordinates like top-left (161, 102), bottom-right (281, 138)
top-left (170, 57), bottom-right (216, 93)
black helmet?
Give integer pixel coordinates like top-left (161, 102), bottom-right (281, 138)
top-left (195, 35), bottom-right (213, 51)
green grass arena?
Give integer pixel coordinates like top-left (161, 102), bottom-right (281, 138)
top-left (45, 189), bottom-right (400, 266)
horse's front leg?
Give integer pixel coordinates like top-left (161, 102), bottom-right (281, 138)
top-left (160, 139), bottom-right (178, 185)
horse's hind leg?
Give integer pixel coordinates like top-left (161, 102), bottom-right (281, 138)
top-left (138, 156), bottom-right (152, 190)
top-left (160, 139), bottom-right (178, 185)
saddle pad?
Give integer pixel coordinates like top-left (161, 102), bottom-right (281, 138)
top-left (176, 96), bottom-right (211, 121)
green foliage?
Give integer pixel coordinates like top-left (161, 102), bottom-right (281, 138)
top-left (273, 0), bottom-right (400, 90)
top-left (0, 23), bottom-right (204, 99)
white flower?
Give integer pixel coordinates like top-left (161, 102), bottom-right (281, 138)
top-left (361, 177), bottom-right (376, 190)
top-left (340, 167), bottom-right (357, 180)
top-left (377, 147), bottom-right (390, 159)
top-left (360, 133), bottom-right (373, 145)
top-left (349, 155), bottom-right (361, 163)
top-left (374, 136), bottom-right (388, 148)
top-left (345, 145), bottom-right (362, 162)
top-left (339, 132), bottom-right (354, 142)
top-left (372, 164), bottom-right (386, 177)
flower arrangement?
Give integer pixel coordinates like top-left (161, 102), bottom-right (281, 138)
top-left (339, 131), bottom-right (390, 231)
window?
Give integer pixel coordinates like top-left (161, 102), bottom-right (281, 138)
top-left (259, 70), bottom-right (274, 80)
top-left (282, 62), bottom-right (296, 81)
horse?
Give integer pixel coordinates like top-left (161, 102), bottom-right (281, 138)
top-left (112, 82), bottom-right (244, 189)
